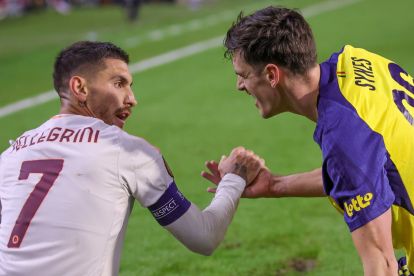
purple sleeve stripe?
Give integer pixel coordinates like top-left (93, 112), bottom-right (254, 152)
top-left (148, 181), bottom-right (191, 226)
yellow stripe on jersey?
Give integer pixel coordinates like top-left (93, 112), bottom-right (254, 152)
top-left (336, 45), bottom-right (414, 271)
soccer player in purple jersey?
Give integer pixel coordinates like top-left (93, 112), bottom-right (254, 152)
top-left (0, 41), bottom-right (263, 275)
top-left (202, 6), bottom-right (414, 276)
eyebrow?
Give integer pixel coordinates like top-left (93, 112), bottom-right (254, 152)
top-left (235, 70), bottom-right (248, 78)
top-left (112, 75), bottom-right (132, 85)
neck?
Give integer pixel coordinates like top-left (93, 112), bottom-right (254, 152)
top-left (281, 64), bottom-right (320, 122)
top-left (59, 97), bottom-right (96, 118)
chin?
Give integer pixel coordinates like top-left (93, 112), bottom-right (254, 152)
top-left (260, 108), bottom-right (277, 119)
top-left (261, 113), bottom-right (272, 119)
top-left (258, 108), bottom-right (270, 119)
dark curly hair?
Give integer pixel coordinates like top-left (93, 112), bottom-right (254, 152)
top-left (224, 6), bottom-right (317, 75)
top-left (53, 41), bottom-right (129, 95)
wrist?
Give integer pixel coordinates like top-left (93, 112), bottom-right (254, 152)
top-left (221, 173), bottom-right (246, 186)
top-left (269, 174), bottom-right (287, 197)
top-left (220, 165), bottom-right (247, 182)
top-left (217, 173), bottom-right (246, 194)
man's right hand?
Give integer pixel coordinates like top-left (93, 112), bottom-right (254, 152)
top-left (217, 147), bottom-right (263, 185)
top-left (241, 168), bottom-right (273, 198)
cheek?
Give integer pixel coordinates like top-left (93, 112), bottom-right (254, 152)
top-left (257, 87), bottom-right (276, 110)
top-left (88, 89), bottom-right (120, 115)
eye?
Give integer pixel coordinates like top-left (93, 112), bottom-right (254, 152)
top-left (114, 81), bottom-right (122, 88)
top-left (239, 73), bottom-right (248, 79)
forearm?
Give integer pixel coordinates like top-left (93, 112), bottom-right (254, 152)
top-left (165, 174), bottom-right (245, 255)
top-left (271, 168), bottom-right (325, 197)
top-left (360, 253), bottom-right (398, 276)
top-left (352, 209), bottom-right (398, 276)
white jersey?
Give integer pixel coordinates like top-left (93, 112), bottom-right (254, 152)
top-left (0, 114), bottom-right (173, 276)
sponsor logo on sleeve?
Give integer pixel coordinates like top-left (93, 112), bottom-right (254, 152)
top-left (344, 192), bottom-right (373, 217)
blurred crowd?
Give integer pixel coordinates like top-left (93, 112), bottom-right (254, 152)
top-left (0, 0), bottom-right (193, 20)
top-left (1, 0), bottom-right (80, 18)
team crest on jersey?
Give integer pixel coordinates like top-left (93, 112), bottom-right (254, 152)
top-left (162, 156), bottom-right (174, 178)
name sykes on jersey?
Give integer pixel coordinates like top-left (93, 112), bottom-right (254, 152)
top-left (352, 56), bottom-right (376, 91)
top-left (10, 126), bottom-right (100, 152)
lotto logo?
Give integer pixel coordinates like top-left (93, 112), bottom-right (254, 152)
top-left (344, 193), bottom-right (373, 217)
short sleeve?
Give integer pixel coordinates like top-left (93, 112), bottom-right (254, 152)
top-left (117, 132), bottom-right (174, 207)
top-left (133, 155), bottom-right (174, 207)
top-left (320, 102), bottom-right (395, 232)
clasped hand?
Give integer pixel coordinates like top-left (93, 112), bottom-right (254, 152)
top-left (202, 146), bottom-right (272, 198)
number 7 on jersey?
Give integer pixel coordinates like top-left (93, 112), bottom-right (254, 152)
top-left (8, 159), bottom-right (64, 248)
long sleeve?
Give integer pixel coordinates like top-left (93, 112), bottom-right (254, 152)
top-left (164, 174), bottom-right (245, 255)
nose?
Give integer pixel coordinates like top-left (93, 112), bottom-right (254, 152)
top-left (236, 76), bottom-right (245, 91)
top-left (126, 88), bottom-right (137, 107)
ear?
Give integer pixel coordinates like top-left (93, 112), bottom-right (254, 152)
top-left (264, 64), bottom-right (280, 88)
top-left (68, 76), bottom-right (88, 102)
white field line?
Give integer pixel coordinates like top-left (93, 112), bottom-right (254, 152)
top-left (0, 36), bottom-right (224, 118)
top-left (0, 0), bottom-right (360, 119)
top-left (123, 10), bottom-right (235, 48)
top-left (122, 1), bottom-right (274, 48)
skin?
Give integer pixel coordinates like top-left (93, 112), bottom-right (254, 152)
top-left (202, 51), bottom-right (398, 275)
top-left (58, 57), bottom-right (261, 182)
top-left (59, 58), bottom-right (137, 129)
top-left (218, 147), bottom-right (264, 185)
top-left (232, 51), bottom-right (319, 121)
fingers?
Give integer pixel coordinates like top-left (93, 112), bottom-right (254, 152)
top-left (201, 171), bottom-right (220, 185)
top-left (201, 160), bottom-right (221, 185)
top-left (230, 146), bottom-right (245, 156)
top-left (216, 146), bottom-right (266, 184)
top-left (203, 147), bottom-right (266, 188)
top-left (239, 149), bottom-right (264, 185)
top-left (205, 160), bottom-right (219, 174)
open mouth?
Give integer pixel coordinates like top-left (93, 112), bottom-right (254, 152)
top-left (114, 109), bottom-right (131, 128)
top-left (116, 111), bottom-right (130, 121)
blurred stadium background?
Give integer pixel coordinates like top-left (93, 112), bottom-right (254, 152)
top-left (1, 0), bottom-right (414, 275)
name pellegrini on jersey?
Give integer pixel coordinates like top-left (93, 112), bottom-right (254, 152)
top-left (344, 192), bottom-right (374, 217)
top-left (11, 126), bottom-right (100, 152)
top-left (351, 56), bottom-right (376, 91)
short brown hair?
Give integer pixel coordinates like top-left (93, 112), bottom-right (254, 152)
top-left (224, 6), bottom-right (317, 75)
top-left (53, 41), bottom-right (129, 95)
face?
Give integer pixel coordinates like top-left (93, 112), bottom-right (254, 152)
top-left (84, 58), bottom-right (137, 128)
top-left (232, 52), bottom-right (283, 118)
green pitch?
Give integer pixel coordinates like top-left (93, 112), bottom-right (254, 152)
top-left (1, 0), bottom-right (413, 274)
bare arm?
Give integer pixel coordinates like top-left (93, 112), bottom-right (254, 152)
top-left (202, 161), bottom-right (325, 198)
top-left (351, 208), bottom-right (398, 276)
top-left (266, 168), bottom-right (325, 197)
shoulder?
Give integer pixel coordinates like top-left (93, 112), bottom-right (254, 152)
top-left (115, 130), bottom-right (165, 173)
top-left (316, 98), bottom-right (387, 163)
top-left (118, 131), bottom-right (160, 157)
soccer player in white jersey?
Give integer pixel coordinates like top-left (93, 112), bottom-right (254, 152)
top-left (0, 41), bottom-right (262, 276)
